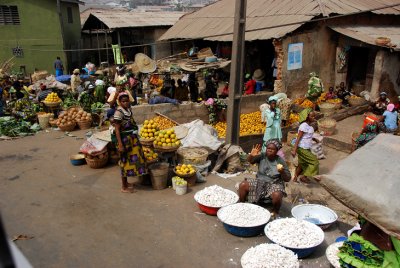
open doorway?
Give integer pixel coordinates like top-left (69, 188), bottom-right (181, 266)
top-left (347, 47), bottom-right (370, 91)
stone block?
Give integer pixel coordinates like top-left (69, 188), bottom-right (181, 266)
top-left (166, 110), bottom-right (182, 120)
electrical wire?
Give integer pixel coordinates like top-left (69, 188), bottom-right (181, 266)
top-left (0, 2), bottom-right (399, 53)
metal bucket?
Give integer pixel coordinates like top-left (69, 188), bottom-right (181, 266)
top-left (149, 162), bottom-right (169, 190)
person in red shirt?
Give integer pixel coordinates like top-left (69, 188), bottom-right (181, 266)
top-left (244, 78), bottom-right (256, 95)
top-left (219, 82), bottom-right (229, 98)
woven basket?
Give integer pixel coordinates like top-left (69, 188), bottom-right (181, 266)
top-left (85, 152), bottom-right (109, 169)
top-left (154, 144), bottom-right (180, 152)
top-left (37, 114), bottom-right (51, 129)
top-left (326, 99), bottom-right (342, 110)
top-left (375, 37), bottom-right (391, 46)
top-left (139, 138), bottom-right (156, 147)
top-left (319, 102), bottom-right (336, 117)
top-left (43, 101), bottom-right (62, 108)
top-left (49, 119), bottom-right (58, 127)
top-left (318, 118), bottom-right (337, 136)
top-left (177, 147), bottom-right (209, 165)
top-left (58, 122), bottom-right (76, 132)
top-left (77, 119), bottom-right (92, 130)
top-left (348, 97), bottom-right (367, 107)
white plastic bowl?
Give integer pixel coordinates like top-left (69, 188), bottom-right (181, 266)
top-left (291, 204), bottom-right (338, 230)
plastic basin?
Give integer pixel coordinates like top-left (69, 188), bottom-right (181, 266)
top-left (221, 222), bottom-right (268, 237)
top-left (291, 204), bottom-right (338, 230)
top-left (194, 189), bottom-right (239, 216)
top-left (70, 154), bottom-right (86, 166)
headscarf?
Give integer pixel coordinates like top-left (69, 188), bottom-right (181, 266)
top-left (268, 96), bottom-right (278, 103)
top-left (387, 103), bottom-right (395, 112)
top-left (265, 139), bottom-right (282, 151)
top-left (380, 92), bottom-right (387, 96)
top-left (107, 86), bottom-right (116, 95)
top-left (73, 69), bottom-right (80, 74)
top-left (309, 72), bottom-right (317, 77)
top-left (299, 108), bottom-right (312, 123)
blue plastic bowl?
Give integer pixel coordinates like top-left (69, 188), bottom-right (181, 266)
top-left (221, 222), bottom-right (267, 237)
top-left (70, 154), bottom-right (86, 166)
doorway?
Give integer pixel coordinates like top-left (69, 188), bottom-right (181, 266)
top-left (347, 47), bottom-right (370, 90)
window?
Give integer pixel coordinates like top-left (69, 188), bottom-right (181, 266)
top-left (67, 7), bottom-right (73, 23)
top-left (0, 5), bottom-right (20, 25)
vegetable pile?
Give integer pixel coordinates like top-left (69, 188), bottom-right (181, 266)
top-left (218, 203), bottom-right (270, 227)
top-left (265, 218), bottom-right (324, 248)
top-left (0, 117), bottom-right (40, 137)
top-left (194, 185), bottom-right (238, 207)
top-left (241, 243), bottom-right (299, 268)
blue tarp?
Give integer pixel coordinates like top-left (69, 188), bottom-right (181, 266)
top-left (55, 75), bottom-right (90, 83)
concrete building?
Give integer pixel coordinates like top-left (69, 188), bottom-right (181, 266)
top-left (160, 0), bottom-right (400, 100)
top-left (0, 0), bottom-right (83, 74)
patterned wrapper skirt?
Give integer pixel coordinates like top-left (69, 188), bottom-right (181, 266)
top-left (247, 178), bottom-right (286, 204)
top-left (297, 147), bottom-right (319, 177)
top-left (119, 133), bottom-right (146, 177)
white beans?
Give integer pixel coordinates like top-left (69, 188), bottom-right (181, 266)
top-left (241, 243), bottom-right (299, 268)
top-left (326, 242), bottom-right (343, 268)
top-left (265, 218), bottom-right (324, 248)
top-left (218, 203), bottom-right (271, 227)
top-left (194, 185), bottom-right (238, 207)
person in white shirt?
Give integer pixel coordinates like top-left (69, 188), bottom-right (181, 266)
top-left (291, 108), bottom-right (320, 183)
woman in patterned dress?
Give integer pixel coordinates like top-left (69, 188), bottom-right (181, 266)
top-left (113, 92), bottom-right (146, 193)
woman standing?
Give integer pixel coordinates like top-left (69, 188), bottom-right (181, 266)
top-left (261, 96), bottom-right (282, 153)
top-left (238, 140), bottom-right (291, 218)
top-left (113, 93), bottom-right (146, 193)
top-left (291, 108), bottom-right (319, 183)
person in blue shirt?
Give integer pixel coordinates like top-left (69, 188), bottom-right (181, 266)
top-left (383, 103), bottom-right (398, 133)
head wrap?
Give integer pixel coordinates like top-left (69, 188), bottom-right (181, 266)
top-left (299, 108), bottom-right (313, 123)
top-left (265, 139), bottom-right (282, 151)
top-left (245, 73), bottom-right (251, 79)
top-left (380, 92), bottom-right (387, 96)
top-left (268, 96), bottom-right (278, 103)
top-left (309, 72), bottom-right (317, 77)
top-left (387, 103), bottom-right (395, 112)
top-left (118, 92), bottom-right (129, 100)
top-left (73, 69), bottom-right (80, 74)
top-left (107, 86), bottom-right (116, 95)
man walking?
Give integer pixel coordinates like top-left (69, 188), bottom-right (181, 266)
top-left (54, 56), bottom-right (64, 77)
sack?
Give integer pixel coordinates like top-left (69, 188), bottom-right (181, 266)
top-left (225, 153), bottom-right (243, 173)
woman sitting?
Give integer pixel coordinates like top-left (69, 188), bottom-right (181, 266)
top-left (238, 140), bottom-right (291, 219)
top-left (113, 93), bottom-right (146, 193)
top-left (383, 103), bottom-right (398, 133)
top-left (291, 108), bottom-right (320, 183)
top-left (353, 121), bottom-right (385, 150)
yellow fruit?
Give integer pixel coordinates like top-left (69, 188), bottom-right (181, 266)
top-left (166, 138), bottom-right (171, 143)
top-left (162, 143), bottom-right (167, 147)
top-left (144, 120), bottom-right (149, 124)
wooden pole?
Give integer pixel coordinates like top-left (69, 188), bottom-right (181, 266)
top-left (226, 0), bottom-right (247, 145)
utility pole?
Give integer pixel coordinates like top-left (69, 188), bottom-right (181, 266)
top-left (226, 0), bottom-right (247, 145)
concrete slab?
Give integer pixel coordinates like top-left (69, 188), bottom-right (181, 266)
top-left (0, 130), bottom-right (354, 267)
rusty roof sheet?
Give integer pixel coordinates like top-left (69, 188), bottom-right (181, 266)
top-left (330, 25), bottom-right (400, 51)
top-left (82, 10), bottom-right (185, 30)
top-left (159, 0), bottom-right (400, 41)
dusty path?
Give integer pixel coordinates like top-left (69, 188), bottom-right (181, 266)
top-left (1, 129), bottom-right (354, 267)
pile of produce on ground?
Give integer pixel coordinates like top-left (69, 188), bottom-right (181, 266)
top-left (151, 115), bottom-right (176, 130)
top-left (62, 97), bottom-right (79, 109)
top-left (241, 243), bottom-right (299, 268)
top-left (153, 129), bottom-right (180, 147)
top-left (194, 185), bottom-right (238, 207)
top-left (218, 203), bottom-right (270, 227)
top-left (143, 147), bottom-right (158, 162)
top-left (316, 92), bottom-right (327, 105)
top-left (286, 112), bottom-right (300, 126)
top-left (175, 164), bottom-right (196, 176)
top-left (0, 116), bottom-right (40, 137)
top-left (265, 218), bottom-right (324, 248)
top-left (213, 111), bottom-right (266, 138)
top-left (140, 119), bottom-right (159, 140)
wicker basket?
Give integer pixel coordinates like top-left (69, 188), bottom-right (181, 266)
top-left (49, 119), bottom-right (58, 127)
top-left (43, 100), bottom-right (62, 108)
top-left (139, 138), bottom-right (156, 147)
top-left (85, 152), bottom-right (109, 169)
top-left (326, 99), bottom-right (342, 110)
top-left (77, 119), bottom-right (92, 130)
top-left (375, 37), bottom-right (391, 46)
top-left (177, 147), bottom-right (209, 165)
top-left (58, 122), bottom-right (76, 132)
top-left (348, 97), bottom-right (367, 107)
top-left (319, 102), bottom-right (336, 117)
top-left (154, 144), bottom-right (180, 152)
top-left (318, 118), bottom-right (337, 136)
top-left (37, 114), bottom-right (51, 129)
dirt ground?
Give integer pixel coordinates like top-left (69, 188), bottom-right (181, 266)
top-left (0, 129), bottom-right (356, 268)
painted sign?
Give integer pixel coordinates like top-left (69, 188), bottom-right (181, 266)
top-left (287, 43), bottom-right (303, 70)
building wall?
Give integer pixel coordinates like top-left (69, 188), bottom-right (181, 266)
top-left (381, 51), bottom-right (400, 97)
top-left (281, 13), bottom-right (400, 98)
top-left (0, 0), bottom-right (67, 74)
top-left (152, 27), bottom-right (172, 59)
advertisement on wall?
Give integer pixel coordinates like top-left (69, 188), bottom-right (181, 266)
top-left (287, 43), bottom-right (303, 70)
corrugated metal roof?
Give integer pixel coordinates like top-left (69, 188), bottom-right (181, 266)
top-left (159, 0), bottom-right (400, 41)
top-left (82, 10), bottom-right (185, 30)
top-left (330, 25), bottom-right (400, 51)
